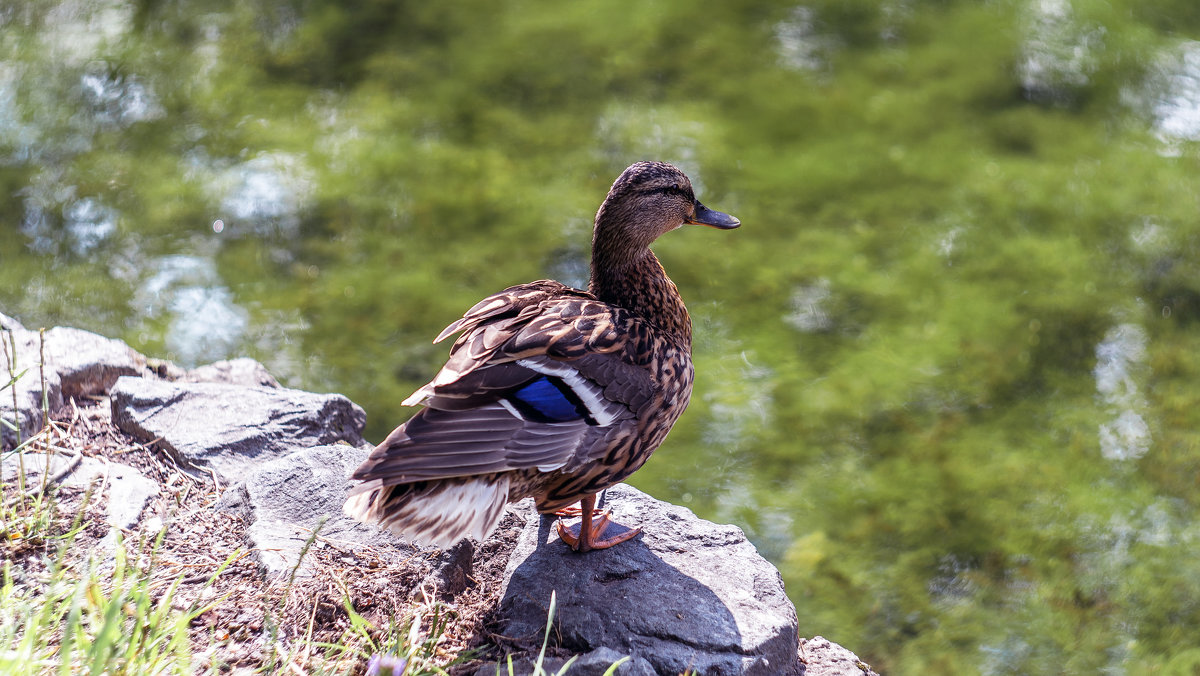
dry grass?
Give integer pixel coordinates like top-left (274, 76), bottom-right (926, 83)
top-left (2, 393), bottom-right (533, 675)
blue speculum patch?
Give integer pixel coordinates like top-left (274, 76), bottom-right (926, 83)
top-left (508, 377), bottom-right (590, 423)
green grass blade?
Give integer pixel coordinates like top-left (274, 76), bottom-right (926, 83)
top-left (601, 656), bottom-right (631, 676)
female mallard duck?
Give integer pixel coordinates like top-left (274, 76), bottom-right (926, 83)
top-left (344, 161), bottom-right (739, 552)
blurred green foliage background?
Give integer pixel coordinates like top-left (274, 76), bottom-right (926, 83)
top-left (4, 0), bottom-right (1200, 672)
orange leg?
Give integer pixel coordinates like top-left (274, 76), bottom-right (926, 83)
top-left (554, 504), bottom-right (605, 519)
top-left (554, 489), bottom-right (610, 518)
top-left (555, 493), bottom-right (642, 552)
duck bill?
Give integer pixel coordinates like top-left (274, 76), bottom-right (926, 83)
top-left (686, 201), bottom-right (741, 229)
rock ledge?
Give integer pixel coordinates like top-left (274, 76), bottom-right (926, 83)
top-left (1, 313), bottom-right (879, 675)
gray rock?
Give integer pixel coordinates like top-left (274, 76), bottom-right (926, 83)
top-left (42, 326), bottom-right (145, 398)
top-left (218, 443), bottom-right (489, 594)
top-left (216, 444), bottom-right (420, 578)
top-left (570, 647), bottom-right (657, 675)
top-left (1, 450), bottom-right (80, 488)
top-left (428, 539), bottom-right (475, 598)
top-left (185, 358), bottom-right (280, 388)
top-left (471, 649), bottom-right (659, 676)
top-left (1, 323), bottom-right (63, 449)
top-left (2, 320), bottom-right (142, 449)
top-left (801, 637), bottom-right (878, 676)
top-left (110, 377), bottom-right (366, 482)
top-left (0, 312), bottom-right (25, 331)
top-left (91, 460), bottom-right (160, 532)
top-left (495, 484), bottom-right (799, 676)
top-left (470, 656), bottom-right (567, 676)
top-left (2, 451), bottom-right (158, 547)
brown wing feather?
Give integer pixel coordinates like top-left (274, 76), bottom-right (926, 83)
top-left (351, 403), bottom-right (592, 485)
top-left (434, 280), bottom-right (589, 343)
top-left (415, 282), bottom-right (656, 409)
top-left (360, 281), bottom-right (661, 489)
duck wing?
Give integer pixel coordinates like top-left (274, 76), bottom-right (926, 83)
top-left (350, 281), bottom-right (657, 489)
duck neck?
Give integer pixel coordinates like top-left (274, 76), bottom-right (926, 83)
top-left (588, 247), bottom-right (692, 347)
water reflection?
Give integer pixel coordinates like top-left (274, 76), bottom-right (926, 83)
top-left (1018, 0), bottom-right (1104, 104)
top-left (544, 240), bottom-right (589, 290)
top-left (1094, 323), bottom-right (1150, 461)
top-left (714, 480), bottom-right (796, 562)
top-left (79, 68), bottom-right (163, 127)
top-left (692, 313), bottom-right (786, 554)
top-left (1129, 217), bottom-right (1167, 254)
top-left (0, 65), bottom-right (37, 160)
top-left (702, 350), bottom-right (772, 451)
top-left (594, 105), bottom-right (706, 192)
top-left (19, 188), bottom-right (116, 257)
top-left (785, 278), bottom-right (833, 333)
top-left (18, 200), bottom-right (57, 255)
top-left (774, 6), bottom-right (837, 73)
top-left (936, 225), bottom-right (964, 261)
top-left (137, 256), bottom-right (247, 367)
top-left (62, 197), bottom-right (117, 255)
top-left (38, 0), bottom-right (131, 66)
top-left (927, 554), bottom-right (977, 604)
top-left (1150, 41), bottom-right (1200, 142)
top-left (1073, 496), bottom-right (1194, 675)
top-left (214, 152), bottom-right (314, 237)
top-left (980, 635), bottom-right (1037, 676)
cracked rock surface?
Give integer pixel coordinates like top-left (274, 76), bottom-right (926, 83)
top-left (110, 376), bottom-right (366, 483)
top-left (490, 483), bottom-right (801, 676)
top-left (215, 444), bottom-right (422, 579)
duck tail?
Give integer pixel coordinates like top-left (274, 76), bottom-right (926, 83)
top-left (343, 475), bottom-right (511, 548)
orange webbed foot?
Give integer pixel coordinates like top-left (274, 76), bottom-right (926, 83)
top-left (554, 494), bottom-right (641, 552)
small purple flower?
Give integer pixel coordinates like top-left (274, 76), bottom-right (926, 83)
top-left (366, 653), bottom-right (408, 676)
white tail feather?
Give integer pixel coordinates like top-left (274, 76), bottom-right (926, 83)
top-left (344, 476), bottom-right (510, 549)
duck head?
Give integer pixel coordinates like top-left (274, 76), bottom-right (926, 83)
top-left (592, 161), bottom-right (740, 266)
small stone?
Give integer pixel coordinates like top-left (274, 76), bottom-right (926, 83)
top-left (570, 647), bottom-right (657, 676)
top-left (99, 461), bottom-right (159, 530)
top-left (472, 656), bottom-right (568, 676)
top-left (425, 539), bottom-right (474, 598)
top-left (801, 637), bottom-right (879, 676)
top-left (186, 358), bottom-right (280, 388)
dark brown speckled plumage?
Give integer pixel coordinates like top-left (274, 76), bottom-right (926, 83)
top-left (344, 161), bottom-right (739, 550)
